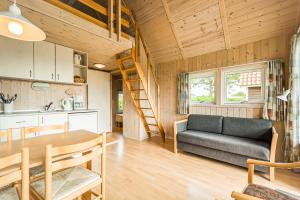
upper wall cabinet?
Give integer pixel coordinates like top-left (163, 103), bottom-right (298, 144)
top-left (34, 41), bottom-right (56, 82)
top-left (0, 36), bottom-right (34, 79)
top-left (55, 45), bottom-right (73, 84)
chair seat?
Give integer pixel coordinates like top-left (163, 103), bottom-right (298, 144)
top-left (244, 184), bottom-right (300, 200)
top-left (0, 186), bottom-right (19, 200)
top-left (31, 166), bottom-right (101, 200)
top-left (30, 165), bottom-right (45, 177)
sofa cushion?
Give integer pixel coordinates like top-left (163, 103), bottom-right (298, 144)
top-left (177, 130), bottom-right (270, 160)
top-left (187, 114), bottom-right (223, 134)
top-left (222, 117), bottom-right (273, 143)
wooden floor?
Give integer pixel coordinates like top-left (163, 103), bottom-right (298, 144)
top-left (105, 133), bottom-right (300, 200)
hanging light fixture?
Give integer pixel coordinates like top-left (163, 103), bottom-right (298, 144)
top-left (0, 0), bottom-right (46, 41)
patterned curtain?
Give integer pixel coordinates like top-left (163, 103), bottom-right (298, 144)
top-left (284, 30), bottom-right (300, 163)
top-left (262, 60), bottom-right (284, 121)
top-left (177, 73), bottom-right (190, 115)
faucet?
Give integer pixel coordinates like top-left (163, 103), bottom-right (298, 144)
top-left (44, 102), bottom-right (53, 111)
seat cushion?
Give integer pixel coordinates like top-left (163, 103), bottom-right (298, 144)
top-left (177, 130), bottom-right (270, 160)
top-left (31, 166), bottom-right (100, 200)
top-left (222, 117), bottom-right (273, 143)
top-left (187, 114), bottom-right (223, 134)
top-left (244, 184), bottom-right (299, 200)
top-left (0, 186), bottom-right (19, 200)
top-left (30, 165), bottom-right (45, 177)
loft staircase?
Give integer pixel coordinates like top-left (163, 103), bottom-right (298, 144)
top-left (116, 14), bottom-right (165, 141)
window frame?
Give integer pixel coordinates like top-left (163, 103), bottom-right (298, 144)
top-left (189, 70), bottom-right (217, 106)
top-left (220, 64), bottom-right (267, 106)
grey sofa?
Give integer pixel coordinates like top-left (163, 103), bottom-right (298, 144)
top-left (174, 114), bottom-right (278, 175)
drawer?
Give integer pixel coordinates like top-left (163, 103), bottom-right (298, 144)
top-left (0, 115), bottom-right (39, 129)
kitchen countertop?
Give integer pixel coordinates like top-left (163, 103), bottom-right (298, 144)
top-left (0, 109), bottom-right (98, 116)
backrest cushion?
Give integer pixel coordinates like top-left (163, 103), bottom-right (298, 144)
top-left (222, 117), bottom-right (273, 143)
top-left (187, 114), bottom-right (223, 134)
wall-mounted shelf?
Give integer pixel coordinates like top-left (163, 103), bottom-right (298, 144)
top-left (73, 50), bottom-right (88, 84)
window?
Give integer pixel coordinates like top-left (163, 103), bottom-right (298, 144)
top-left (189, 71), bottom-right (216, 104)
top-left (117, 91), bottom-right (123, 113)
top-left (221, 65), bottom-right (266, 104)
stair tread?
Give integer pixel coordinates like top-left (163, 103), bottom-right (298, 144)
top-left (148, 123), bottom-right (158, 126)
top-left (135, 98), bottom-right (148, 100)
top-left (124, 67), bottom-right (136, 72)
top-left (144, 115), bottom-right (155, 118)
top-left (127, 79), bottom-right (141, 82)
top-left (139, 107), bottom-right (152, 109)
top-left (118, 55), bottom-right (132, 61)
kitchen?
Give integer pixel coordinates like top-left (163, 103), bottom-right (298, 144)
top-left (0, 36), bottom-right (111, 140)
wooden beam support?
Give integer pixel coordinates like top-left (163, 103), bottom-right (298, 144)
top-left (107, 0), bottom-right (113, 38)
top-left (218, 0), bottom-right (231, 49)
top-left (160, 0), bottom-right (186, 60)
top-left (116, 0), bottom-right (121, 41)
top-left (296, 0), bottom-right (300, 32)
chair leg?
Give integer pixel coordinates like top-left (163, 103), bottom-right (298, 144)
top-left (270, 167), bottom-right (275, 181)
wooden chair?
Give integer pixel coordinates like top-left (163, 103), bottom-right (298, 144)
top-left (0, 148), bottom-right (29, 200)
top-left (30, 133), bottom-right (106, 200)
top-left (20, 123), bottom-right (69, 140)
top-left (0, 128), bottom-right (13, 142)
top-left (231, 159), bottom-right (300, 200)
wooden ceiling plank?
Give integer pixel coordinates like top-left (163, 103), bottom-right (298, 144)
top-left (160, 0), bottom-right (186, 59)
top-left (218, 0), bottom-right (231, 49)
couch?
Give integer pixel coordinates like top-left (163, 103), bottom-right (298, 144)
top-left (174, 114), bottom-right (278, 180)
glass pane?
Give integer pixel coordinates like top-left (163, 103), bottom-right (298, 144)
top-left (118, 92), bottom-right (123, 113)
top-left (225, 70), bottom-right (262, 104)
top-left (190, 76), bottom-right (215, 104)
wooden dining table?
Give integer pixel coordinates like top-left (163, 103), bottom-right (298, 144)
top-left (0, 130), bottom-right (104, 168)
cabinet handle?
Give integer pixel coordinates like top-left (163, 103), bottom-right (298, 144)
top-left (52, 73), bottom-right (54, 80)
top-left (57, 74), bottom-right (60, 80)
top-left (16, 121), bottom-right (26, 124)
top-left (41, 116), bottom-right (44, 124)
top-left (29, 70), bottom-right (32, 78)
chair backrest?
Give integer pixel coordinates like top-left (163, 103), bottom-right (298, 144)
top-left (0, 148), bottom-right (29, 200)
top-left (21, 123), bottom-right (68, 140)
top-left (0, 128), bottom-right (13, 142)
top-left (44, 135), bottom-right (105, 199)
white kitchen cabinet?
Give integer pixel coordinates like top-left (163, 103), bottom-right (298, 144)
top-left (39, 113), bottom-right (68, 135)
top-left (0, 36), bottom-right (34, 79)
top-left (68, 112), bottom-right (98, 133)
top-left (34, 41), bottom-right (56, 81)
top-left (55, 44), bottom-right (73, 83)
top-left (0, 115), bottom-right (38, 140)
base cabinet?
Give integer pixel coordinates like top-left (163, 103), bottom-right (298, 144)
top-left (38, 113), bottom-right (68, 135)
top-left (68, 112), bottom-right (98, 133)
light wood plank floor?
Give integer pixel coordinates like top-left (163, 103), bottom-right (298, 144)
top-left (105, 133), bottom-right (300, 200)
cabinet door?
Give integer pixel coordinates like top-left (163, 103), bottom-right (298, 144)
top-left (55, 45), bottom-right (73, 83)
top-left (39, 113), bottom-right (67, 135)
top-left (0, 36), bottom-right (34, 79)
top-left (68, 112), bottom-right (98, 133)
top-left (34, 41), bottom-right (56, 81)
top-left (0, 115), bottom-right (39, 140)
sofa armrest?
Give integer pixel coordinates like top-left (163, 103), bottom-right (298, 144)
top-left (231, 191), bottom-right (263, 200)
top-left (269, 127), bottom-right (278, 181)
top-left (173, 119), bottom-right (188, 153)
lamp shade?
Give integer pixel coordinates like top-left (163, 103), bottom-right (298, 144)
top-left (277, 89), bottom-right (290, 102)
top-left (0, 3), bottom-right (46, 41)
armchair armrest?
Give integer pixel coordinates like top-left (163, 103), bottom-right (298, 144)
top-left (231, 192), bottom-right (263, 200)
top-left (247, 159), bottom-right (300, 184)
top-left (173, 119), bottom-right (188, 153)
top-left (268, 127), bottom-right (278, 181)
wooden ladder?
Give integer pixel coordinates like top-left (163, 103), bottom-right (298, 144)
top-left (117, 49), bottom-right (166, 141)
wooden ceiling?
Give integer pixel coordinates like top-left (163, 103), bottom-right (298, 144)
top-left (125, 0), bottom-right (300, 64)
top-left (0, 0), bottom-right (133, 71)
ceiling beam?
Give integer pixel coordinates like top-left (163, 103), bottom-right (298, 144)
top-left (218, 0), bottom-right (231, 49)
top-left (160, 0), bottom-right (186, 60)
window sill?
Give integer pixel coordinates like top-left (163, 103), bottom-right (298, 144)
top-left (190, 103), bottom-right (264, 109)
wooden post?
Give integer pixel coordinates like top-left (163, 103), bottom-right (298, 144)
top-left (21, 148), bottom-right (29, 200)
top-left (248, 163), bottom-right (254, 184)
top-left (108, 0), bottom-right (113, 38)
top-left (116, 0), bottom-right (121, 41)
top-left (45, 145), bottom-right (52, 200)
